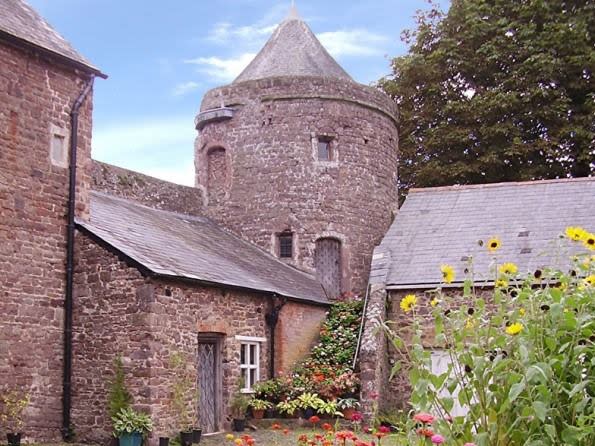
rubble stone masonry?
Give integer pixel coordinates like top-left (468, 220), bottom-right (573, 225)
top-left (197, 76), bottom-right (399, 295)
top-left (72, 232), bottom-right (326, 444)
top-left (0, 40), bottom-right (93, 441)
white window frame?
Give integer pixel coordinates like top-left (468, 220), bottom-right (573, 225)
top-left (430, 350), bottom-right (470, 418)
top-left (236, 336), bottom-right (265, 393)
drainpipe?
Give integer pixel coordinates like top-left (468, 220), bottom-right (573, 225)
top-left (265, 295), bottom-right (287, 379)
top-left (63, 77), bottom-right (94, 441)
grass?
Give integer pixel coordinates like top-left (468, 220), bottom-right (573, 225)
top-left (200, 427), bottom-right (405, 445)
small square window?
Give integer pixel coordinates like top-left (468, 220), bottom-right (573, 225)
top-left (278, 232), bottom-right (293, 259)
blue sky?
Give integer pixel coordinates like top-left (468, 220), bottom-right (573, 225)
top-left (30, 0), bottom-right (449, 186)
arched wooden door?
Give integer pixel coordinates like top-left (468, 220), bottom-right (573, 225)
top-left (197, 334), bottom-right (222, 433)
top-left (314, 238), bottom-right (341, 298)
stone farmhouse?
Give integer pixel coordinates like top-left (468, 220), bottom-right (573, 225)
top-left (1, 0), bottom-right (594, 444)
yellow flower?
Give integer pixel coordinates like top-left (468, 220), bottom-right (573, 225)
top-left (499, 262), bottom-right (518, 275)
top-left (430, 298), bottom-right (439, 307)
top-left (400, 294), bottom-right (417, 313)
top-left (519, 308), bottom-right (526, 316)
top-left (584, 275), bottom-right (595, 287)
top-left (234, 439), bottom-right (243, 446)
top-left (487, 237), bottom-right (501, 252)
top-left (441, 264), bottom-right (455, 284)
top-left (583, 232), bottom-right (595, 251)
top-left (506, 322), bottom-right (524, 336)
top-left (565, 226), bottom-right (588, 241)
top-left (495, 278), bottom-right (508, 288)
top-left (465, 318), bottom-right (476, 329)
top-left (225, 434), bottom-right (235, 441)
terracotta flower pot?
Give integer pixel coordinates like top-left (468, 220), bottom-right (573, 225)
top-left (342, 408), bottom-right (356, 420)
top-left (252, 409), bottom-right (265, 419)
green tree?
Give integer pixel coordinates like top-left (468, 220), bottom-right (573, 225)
top-left (108, 356), bottom-right (132, 419)
top-left (380, 0), bottom-right (594, 199)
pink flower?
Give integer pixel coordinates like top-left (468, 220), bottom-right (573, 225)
top-left (413, 412), bottom-right (435, 424)
top-left (350, 411), bottom-right (363, 422)
top-left (431, 434), bottom-right (445, 444)
top-left (378, 426), bottom-right (390, 433)
top-left (463, 444), bottom-right (476, 446)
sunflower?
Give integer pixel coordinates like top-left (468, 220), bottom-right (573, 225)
top-left (584, 275), bottom-right (595, 287)
top-left (495, 278), bottom-right (508, 288)
top-left (430, 298), bottom-right (439, 307)
top-left (583, 232), bottom-right (595, 251)
top-left (440, 264), bottom-right (455, 284)
top-left (487, 237), bottom-right (501, 252)
top-left (400, 294), bottom-right (417, 313)
top-left (565, 226), bottom-right (588, 241)
top-left (505, 322), bottom-right (524, 336)
top-left (499, 262), bottom-right (518, 275)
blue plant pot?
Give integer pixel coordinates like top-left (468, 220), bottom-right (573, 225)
top-left (119, 432), bottom-right (143, 446)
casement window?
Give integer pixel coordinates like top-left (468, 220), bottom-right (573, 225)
top-left (278, 232), bottom-right (293, 259)
top-left (236, 336), bottom-right (265, 392)
top-left (49, 124), bottom-right (68, 168)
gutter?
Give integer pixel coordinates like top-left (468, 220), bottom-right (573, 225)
top-left (62, 77), bottom-right (95, 441)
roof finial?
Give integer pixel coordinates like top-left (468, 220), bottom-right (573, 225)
top-left (287, 1), bottom-right (300, 20)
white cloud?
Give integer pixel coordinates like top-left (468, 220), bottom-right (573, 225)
top-left (207, 22), bottom-right (277, 46)
top-left (92, 117), bottom-right (197, 186)
top-left (184, 53), bottom-right (256, 83)
top-left (172, 81), bottom-right (202, 96)
top-left (317, 29), bottom-right (389, 57)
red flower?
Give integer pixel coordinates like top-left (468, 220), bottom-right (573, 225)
top-left (322, 423), bottom-right (333, 431)
top-left (309, 415), bottom-right (321, 424)
top-left (413, 412), bottom-right (435, 424)
top-left (271, 423), bottom-right (282, 430)
top-left (350, 411), bottom-right (363, 422)
top-left (378, 426), bottom-right (390, 433)
top-left (417, 428), bottom-right (435, 438)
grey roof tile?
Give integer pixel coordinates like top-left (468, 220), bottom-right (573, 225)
top-left (78, 192), bottom-right (328, 304)
top-left (374, 178), bottom-right (595, 288)
top-left (234, 9), bottom-right (351, 83)
top-left (0, 0), bottom-right (102, 75)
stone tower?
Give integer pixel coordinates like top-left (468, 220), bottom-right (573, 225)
top-left (195, 7), bottom-right (398, 297)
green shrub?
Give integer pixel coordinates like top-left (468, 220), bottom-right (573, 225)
top-left (385, 229), bottom-right (595, 445)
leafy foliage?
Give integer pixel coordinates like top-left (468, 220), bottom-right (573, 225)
top-left (112, 407), bottom-right (153, 437)
top-left (0, 388), bottom-right (30, 432)
top-left (170, 352), bottom-right (199, 430)
top-left (108, 356), bottom-right (132, 420)
top-left (380, 0), bottom-right (595, 200)
top-left (385, 232), bottom-right (595, 445)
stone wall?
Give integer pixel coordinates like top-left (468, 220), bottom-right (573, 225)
top-left (72, 232), bottom-right (326, 443)
top-left (275, 301), bottom-right (328, 374)
top-left (360, 286), bottom-right (492, 415)
top-left (197, 76), bottom-right (399, 295)
top-left (91, 160), bottom-right (204, 215)
top-left (0, 40), bottom-right (94, 441)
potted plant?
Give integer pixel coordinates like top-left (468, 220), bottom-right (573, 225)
top-left (248, 399), bottom-right (272, 420)
top-left (276, 399), bottom-right (298, 418)
top-left (295, 393), bottom-right (323, 419)
top-left (337, 398), bottom-right (360, 420)
top-left (170, 353), bottom-right (194, 446)
top-left (112, 407), bottom-right (153, 446)
top-left (230, 384), bottom-right (250, 432)
top-left (0, 388), bottom-right (30, 446)
top-left (108, 356), bottom-right (133, 445)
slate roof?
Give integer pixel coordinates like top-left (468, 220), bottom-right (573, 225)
top-left (0, 0), bottom-right (104, 76)
top-left (77, 192), bottom-right (328, 304)
top-left (234, 6), bottom-right (352, 83)
top-left (371, 178), bottom-right (595, 289)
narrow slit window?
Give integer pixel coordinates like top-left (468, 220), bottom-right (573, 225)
top-left (278, 232), bottom-right (293, 259)
top-left (318, 140), bottom-right (331, 160)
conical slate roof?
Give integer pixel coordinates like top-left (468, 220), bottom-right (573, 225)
top-left (234, 7), bottom-right (352, 83)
